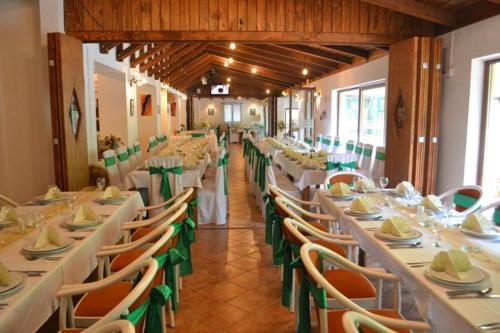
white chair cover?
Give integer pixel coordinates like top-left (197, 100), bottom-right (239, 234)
top-left (148, 156), bottom-right (183, 217)
top-left (133, 141), bottom-right (143, 162)
top-left (321, 135), bottom-right (333, 152)
top-left (346, 139), bottom-right (355, 154)
top-left (127, 145), bottom-right (138, 169)
top-left (229, 127), bottom-right (239, 143)
top-left (315, 134), bottom-right (322, 151)
top-left (332, 137), bottom-right (342, 154)
top-left (358, 143), bottom-right (374, 176)
top-left (116, 146), bottom-right (131, 181)
top-left (148, 136), bottom-right (159, 155)
top-left (371, 147), bottom-right (386, 180)
top-left (156, 134), bottom-right (167, 149)
top-left (102, 149), bottom-right (123, 189)
top-left (354, 142), bottom-right (364, 164)
top-left (198, 149), bottom-right (228, 225)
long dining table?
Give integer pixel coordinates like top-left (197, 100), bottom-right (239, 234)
top-left (317, 190), bottom-right (500, 333)
top-left (0, 191), bottom-right (143, 333)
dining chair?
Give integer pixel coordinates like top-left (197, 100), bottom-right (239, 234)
top-left (301, 243), bottom-right (431, 333)
top-left (148, 156), bottom-right (184, 217)
top-left (102, 149), bottom-right (124, 189)
top-left (354, 142), bottom-right (364, 165)
top-left (324, 171), bottom-right (367, 188)
top-left (147, 136), bottom-right (159, 154)
top-left (315, 134), bottom-right (323, 151)
top-left (332, 137), bottom-right (342, 154)
top-left (371, 147), bottom-right (386, 180)
top-left (84, 320), bottom-right (136, 333)
top-left (269, 184), bottom-right (319, 210)
top-left (127, 144), bottom-right (139, 170)
top-left (0, 194), bottom-right (19, 207)
top-left (133, 141), bottom-right (143, 163)
top-left (358, 144), bottom-right (374, 177)
top-left (470, 198), bottom-right (500, 224)
top-left (321, 135), bottom-right (333, 152)
top-left (342, 311), bottom-right (397, 333)
top-left (56, 257), bottom-right (160, 332)
top-left (116, 146), bottom-right (132, 181)
top-left (229, 127), bottom-right (239, 143)
top-left (437, 185), bottom-right (483, 215)
top-left (345, 139), bottom-right (355, 154)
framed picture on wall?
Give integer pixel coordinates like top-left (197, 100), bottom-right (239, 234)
top-left (129, 99), bottom-right (134, 116)
top-left (249, 108), bottom-right (256, 115)
top-left (208, 107), bottom-right (215, 116)
top-left (140, 94), bottom-right (152, 116)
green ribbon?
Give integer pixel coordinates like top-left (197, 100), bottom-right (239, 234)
top-left (134, 144), bottom-right (141, 153)
top-left (304, 138), bottom-right (312, 145)
top-left (149, 166), bottom-right (184, 201)
top-left (346, 143), bottom-right (354, 151)
top-left (375, 151), bottom-right (386, 161)
top-left (258, 157), bottom-right (271, 192)
top-left (187, 198), bottom-right (198, 221)
top-left (157, 135), bottom-right (167, 142)
top-left (191, 133), bottom-right (205, 138)
top-left (104, 156), bottom-right (117, 167)
top-left (263, 194), bottom-right (275, 245)
top-left (148, 140), bottom-right (158, 152)
top-left (362, 148), bottom-right (373, 157)
top-left (493, 208), bottom-right (500, 225)
top-left (272, 214), bottom-right (284, 265)
top-left (334, 139), bottom-right (341, 147)
top-left (243, 138), bottom-right (249, 157)
top-left (253, 152), bottom-right (263, 188)
top-left (174, 217), bottom-right (196, 277)
top-left (321, 138), bottom-right (331, 145)
top-left (218, 153), bottom-right (230, 195)
top-left (122, 284), bottom-right (172, 333)
top-left (453, 193), bottom-right (478, 209)
top-left (355, 146), bottom-right (363, 154)
top-left (216, 125), bottom-right (221, 144)
top-left (276, 239), bottom-right (302, 307)
top-left (325, 161), bottom-right (358, 171)
top-left (117, 152), bottom-right (128, 162)
top-left (316, 136), bottom-right (321, 143)
top-left (127, 148), bottom-right (135, 156)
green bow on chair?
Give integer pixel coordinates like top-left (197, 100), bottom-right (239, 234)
top-left (149, 166), bottom-right (184, 201)
top-left (325, 161), bottom-right (358, 171)
top-left (297, 262), bottom-right (328, 333)
top-left (275, 239), bottom-right (302, 307)
top-left (191, 133), bottom-right (205, 138)
top-left (187, 198), bottom-right (198, 221)
top-left (218, 153), bottom-right (230, 195)
top-left (127, 147), bottom-right (135, 156)
top-left (173, 216), bottom-right (196, 277)
top-left (122, 284), bottom-right (172, 333)
top-left (258, 156), bottom-right (271, 192)
top-left (263, 194), bottom-right (275, 245)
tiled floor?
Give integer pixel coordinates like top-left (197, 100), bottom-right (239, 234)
top-left (172, 143), bottom-right (296, 332)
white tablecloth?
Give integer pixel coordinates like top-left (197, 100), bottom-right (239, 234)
top-left (317, 190), bottom-right (500, 333)
top-left (170, 134), bottom-right (218, 153)
top-left (0, 191), bottom-right (144, 333)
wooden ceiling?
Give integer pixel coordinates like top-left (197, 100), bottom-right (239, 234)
top-left (64, 0), bottom-right (500, 96)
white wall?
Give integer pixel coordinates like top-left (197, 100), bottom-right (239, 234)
top-left (136, 84), bottom-right (159, 149)
top-left (437, 15), bottom-right (500, 193)
top-left (193, 97), bottom-right (265, 127)
top-left (0, 0), bottom-right (56, 202)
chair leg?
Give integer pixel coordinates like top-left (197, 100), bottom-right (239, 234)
top-left (175, 265), bottom-right (181, 302)
top-left (289, 272), bottom-right (296, 313)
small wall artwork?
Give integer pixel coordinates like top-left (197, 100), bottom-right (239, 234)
top-left (319, 110), bottom-right (327, 121)
top-left (207, 107), bottom-right (215, 116)
top-left (140, 94), bottom-right (152, 116)
top-left (171, 101), bottom-right (177, 117)
top-left (249, 108), bottom-right (256, 116)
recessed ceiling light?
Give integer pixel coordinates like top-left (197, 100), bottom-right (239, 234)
top-left (266, 89), bottom-right (270, 94)
top-left (224, 60), bottom-right (229, 67)
top-left (227, 77), bottom-right (231, 82)
top-left (229, 42), bottom-right (236, 50)
top-left (238, 96), bottom-right (241, 100)
top-left (282, 90), bottom-right (288, 96)
top-left (251, 67), bottom-right (257, 74)
top-left (228, 57), bottom-right (234, 64)
top-left (302, 68), bottom-right (308, 75)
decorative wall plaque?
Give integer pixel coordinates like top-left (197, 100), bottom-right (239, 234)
top-left (69, 89), bottom-right (81, 137)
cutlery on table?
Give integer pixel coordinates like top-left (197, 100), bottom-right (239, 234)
top-left (69, 236), bottom-right (85, 240)
top-left (479, 322), bottom-right (500, 330)
top-left (449, 294), bottom-right (500, 299)
top-left (387, 241), bottom-right (422, 248)
top-left (447, 288), bottom-right (492, 296)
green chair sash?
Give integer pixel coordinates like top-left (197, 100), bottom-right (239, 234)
top-left (362, 148), bottom-right (373, 157)
top-left (127, 148), bottom-right (135, 156)
top-left (494, 208), bottom-right (500, 225)
top-left (325, 161), bottom-right (358, 171)
top-left (272, 214), bottom-right (284, 265)
top-left (304, 138), bottom-right (312, 145)
top-left (157, 135), bottom-right (167, 142)
top-left (321, 138), bottom-right (331, 145)
top-left (355, 146), bottom-right (363, 154)
top-left (149, 166), bottom-right (184, 201)
top-left (276, 239), bottom-right (302, 307)
top-left (375, 151), bottom-right (386, 161)
top-left (134, 144), bottom-right (141, 153)
top-left (218, 153), bottom-right (230, 195)
top-left (263, 194), bottom-right (275, 245)
top-left (316, 136), bottom-right (321, 143)
top-left (334, 139), bottom-right (341, 147)
top-left (175, 216), bottom-right (196, 276)
top-left (297, 269), bottom-right (328, 333)
top-left (191, 133), bottom-right (205, 138)
top-left (187, 198), bottom-right (198, 221)
top-left (453, 193), bottom-right (478, 209)
top-left (117, 152), bottom-right (128, 162)
top-left (148, 140), bottom-right (158, 152)
top-left (346, 143), bottom-right (354, 151)
top-left (104, 156), bottom-right (117, 167)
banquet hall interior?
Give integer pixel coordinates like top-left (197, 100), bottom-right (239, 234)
top-left (1, 1), bottom-right (500, 332)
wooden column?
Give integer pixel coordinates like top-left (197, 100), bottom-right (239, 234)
top-left (268, 96), bottom-right (278, 137)
top-left (385, 37), bottom-right (442, 193)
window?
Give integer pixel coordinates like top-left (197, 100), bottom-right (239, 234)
top-left (337, 83), bottom-right (386, 146)
top-left (223, 103), bottom-right (241, 123)
top-left (479, 59), bottom-right (500, 197)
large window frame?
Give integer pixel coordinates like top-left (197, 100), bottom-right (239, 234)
top-left (223, 102), bottom-right (242, 123)
top-left (336, 82), bottom-right (386, 145)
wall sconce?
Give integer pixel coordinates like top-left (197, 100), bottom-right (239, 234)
top-left (129, 75), bottom-right (143, 87)
top-left (208, 107), bottom-right (215, 116)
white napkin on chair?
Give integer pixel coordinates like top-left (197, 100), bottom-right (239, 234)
top-left (73, 206), bottom-right (97, 225)
top-left (34, 226), bottom-right (63, 249)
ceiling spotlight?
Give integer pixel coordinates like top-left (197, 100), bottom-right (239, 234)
top-left (229, 42), bottom-right (236, 50)
top-left (251, 67), bottom-right (257, 74)
top-left (282, 90), bottom-right (288, 96)
top-left (226, 77), bottom-right (231, 83)
top-left (238, 96), bottom-right (242, 100)
top-left (224, 60), bottom-right (229, 67)
top-left (302, 68), bottom-right (308, 75)
top-left (265, 89), bottom-right (270, 94)
top-left (228, 57), bottom-right (234, 64)
top-left (201, 76), bottom-right (208, 85)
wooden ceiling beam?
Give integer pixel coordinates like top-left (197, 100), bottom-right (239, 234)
top-left (317, 45), bottom-right (372, 59)
top-left (139, 43), bottom-right (186, 72)
top-left (99, 42), bottom-right (119, 54)
top-left (67, 31), bottom-right (402, 45)
top-left (159, 47), bottom-right (208, 79)
top-left (116, 43), bottom-right (146, 62)
top-left (209, 68), bottom-right (290, 88)
top-left (272, 44), bottom-right (352, 65)
top-left (211, 64), bottom-right (297, 87)
top-left (168, 55), bottom-right (214, 84)
top-left (130, 43), bottom-right (171, 67)
top-left (359, 0), bottom-right (456, 26)
top-left (174, 64), bottom-right (213, 90)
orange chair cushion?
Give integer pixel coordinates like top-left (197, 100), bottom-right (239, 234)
top-left (75, 282), bottom-right (132, 317)
top-left (324, 269), bottom-right (376, 299)
top-left (110, 248), bottom-right (147, 272)
top-left (327, 309), bottom-right (410, 333)
top-left (131, 227), bottom-right (155, 241)
top-left (308, 221), bottom-right (328, 232)
top-left (312, 239), bottom-right (347, 258)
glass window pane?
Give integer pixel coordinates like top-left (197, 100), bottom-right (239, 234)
top-left (233, 104), bottom-right (241, 122)
top-left (224, 104), bottom-right (232, 122)
top-left (360, 86), bottom-right (386, 146)
top-left (338, 89), bottom-right (359, 141)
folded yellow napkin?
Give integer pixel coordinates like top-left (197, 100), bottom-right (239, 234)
top-left (45, 186), bottom-right (63, 200)
top-left (355, 178), bottom-right (376, 191)
top-left (431, 250), bottom-right (472, 279)
top-left (73, 206), bottom-right (97, 225)
top-left (396, 181), bottom-right (415, 194)
top-left (421, 195), bottom-right (443, 211)
top-left (0, 262), bottom-right (12, 286)
top-left (351, 196), bottom-right (376, 213)
top-left (0, 206), bottom-right (17, 223)
top-left (317, 150), bottom-right (328, 157)
top-left (380, 216), bottom-right (411, 237)
top-left (34, 226), bottom-right (63, 249)
top-left (462, 214), bottom-right (490, 233)
top-left (102, 186), bottom-right (122, 199)
top-left (330, 182), bottom-right (352, 196)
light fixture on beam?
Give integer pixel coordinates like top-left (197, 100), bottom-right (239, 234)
top-left (224, 60), bottom-right (229, 67)
top-left (229, 42), bottom-right (236, 50)
top-left (302, 68), bottom-right (308, 76)
top-left (237, 96), bottom-right (242, 100)
top-left (265, 89), bottom-right (270, 94)
top-left (228, 57), bottom-right (234, 64)
top-left (227, 77), bottom-right (231, 83)
top-left (251, 67), bottom-right (257, 74)
top-left (282, 90), bottom-right (288, 96)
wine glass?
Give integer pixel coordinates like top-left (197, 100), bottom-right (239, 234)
top-left (96, 178), bottom-right (106, 191)
top-left (67, 195), bottom-right (78, 215)
top-left (416, 205), bottom-right (427, 227)
top-left (379, 177), bottom-right (389, 191)
top-left (429, 213), bottom-right (442, 247)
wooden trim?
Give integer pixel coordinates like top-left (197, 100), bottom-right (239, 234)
top-left (67, 31), bottom-right (402, 45)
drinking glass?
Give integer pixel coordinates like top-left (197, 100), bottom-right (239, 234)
top-left (379, 177), bottom-right (389, 190)
top-left (429, 213), bottom-right (442, 247)
top-left (67, 195), bottom-right (78, 215)
top-left (416, 205), bottom-right (427, 227)
top-left (385, 197), bottom-right (394, 215)
top-left (96, 178), bottom-right (106, 191)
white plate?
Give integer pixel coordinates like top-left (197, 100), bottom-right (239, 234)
top-left (344, 207), bottom-right (382, 216)
top-left (61, 216), bottom-right (104, 230)
top-left (352, 188), bottom-right (378, 193)
top-left (94, 195), bottom-right (128, 205)
top-left (0, 272), bottom-right (27, 295)
top-left (388, 189), bottom-right (419, 198)
top-left (326, 192), bottom-right (355, 200)
top-left (424, 264), bottom-right (486, 285)
top-left (459, 226), bottom-right (500, 239)
top-left (425, 208), bottom-right (446, 217)
top-left (374, 229), bottom-right (423, 241)
top-left (23, 236), bottom-right (74, 253)
top-left (31, 196), bottom-right (67, 205)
